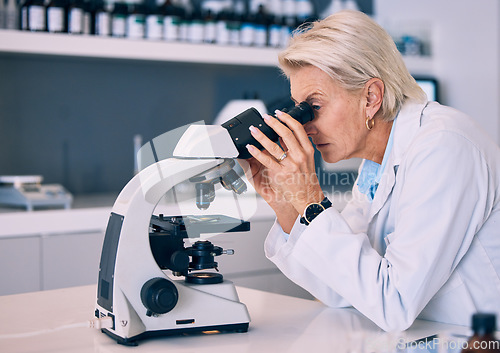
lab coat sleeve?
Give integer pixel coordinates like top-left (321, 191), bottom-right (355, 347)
top-left (340, 177), bottom-right (371, 234)
top-left (265, 216), bottom-right (352, 308)
top-left (264, 130), bottom-right (490, 331)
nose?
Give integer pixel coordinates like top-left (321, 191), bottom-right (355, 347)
top-left (303, 121), bottom-right (316, 136)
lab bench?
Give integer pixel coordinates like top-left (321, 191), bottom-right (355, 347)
top-left (0, 283), bottom-right (471, 353)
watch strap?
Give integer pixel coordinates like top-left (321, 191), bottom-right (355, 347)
top-left (299, 197), bottom-right (332, 225)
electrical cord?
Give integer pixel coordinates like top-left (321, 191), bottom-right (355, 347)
top-left (0, 316), bottom-right (113, 339)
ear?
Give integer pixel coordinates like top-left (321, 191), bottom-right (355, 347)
top-left (365, 78), bottom-right (384, 119)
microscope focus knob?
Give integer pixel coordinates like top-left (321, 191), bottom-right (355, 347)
top-left (140, 278), bottom-right (178, 316)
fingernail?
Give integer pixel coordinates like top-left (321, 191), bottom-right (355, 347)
top-left (263, 114), bottom-right (272, 122)
top-left (274, 109), bottom-right (284, 117)
top-left (246, 144), bottom-right (256, 152)
top-left (249, 125), bottom-right (258, 134)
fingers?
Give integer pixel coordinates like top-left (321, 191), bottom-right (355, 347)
top-left (248, 125), bottom-right (286, 166)
top-left (245, 142), bottom-right (280, 169)
top-left (265, 111), bottom-right (315, 155)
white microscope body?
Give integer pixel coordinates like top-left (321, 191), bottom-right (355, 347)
top-left (95, 125), bottom-right (251, 345)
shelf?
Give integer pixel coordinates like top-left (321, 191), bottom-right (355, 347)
top-left (0, 30), bottom-right (432, 73)
top-left (0, 29), bottom-right (280, 67)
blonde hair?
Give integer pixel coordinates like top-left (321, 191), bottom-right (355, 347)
top-left (278, 10), bottom-right (427, 122)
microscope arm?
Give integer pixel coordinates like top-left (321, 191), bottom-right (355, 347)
top-left (97, 157), bottom-right (225, 327)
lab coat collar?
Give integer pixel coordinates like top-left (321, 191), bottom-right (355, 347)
top-left (367, 101), bottom-right (430, 223)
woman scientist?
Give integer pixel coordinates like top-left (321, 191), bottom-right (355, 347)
top-left (244, 10), bottom-right (500, 331)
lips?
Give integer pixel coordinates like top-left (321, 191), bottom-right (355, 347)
top-left (315, 143), bottom-right (329, 149)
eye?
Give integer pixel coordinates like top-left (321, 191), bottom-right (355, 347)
top-left (312, 105), bottom-right (321, 111)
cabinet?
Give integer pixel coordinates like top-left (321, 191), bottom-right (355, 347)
top-left (0, 236), bottom-right (41, 295)
top-left (0, 197), bottom-right (313, 299)
top-left (41, 231), bottom-right (105, 291)
top-left (0, 231), bottom-right (113, 295)
top-left (0, 208), bottom-right (109, 295)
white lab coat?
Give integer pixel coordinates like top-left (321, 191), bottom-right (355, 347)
top-left (264, 101), bottom-right (500, 331)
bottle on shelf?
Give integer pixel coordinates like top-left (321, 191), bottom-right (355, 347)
top-left (19, 0), bottom-right (31, 30)
top-left (280, 15), bottom-right (295, 47)
top-left (82, 0), bottom-right (92, 34)
top-left (93, 0), bottom-right (110, 36)
top-left (111, 2), bottom-right (128, 37)
top-left (238, 0), bottom-right (254, 46)
top-left (127, 2), bottom-right (146, 39)
top-left (461, 313), bottom-right (500, 353)
top-left (202, 8), bottom-right (216, 44)
top-left (67, 0), bottom-right (84, 34)
top-left (46, 0), bottom-right (67, 33)
top-left (176, 0), bottom-right (190, 41)
top-left (46, 0), bottom-right (63, 32)
top-left (187, 5), bottom-right (203, 43)
top-left (267, 0), bottom-right (282, 48)
top-left (253, 4), bottom-right (268, 47)
top-left (145, 1), bottom-right (163, 40)
top-left (0, 0), bottom-right (5, 29)
top-left (161, 0), bottom-right (183, 41)
top-left (27, 0), bottom-right (46, 31)
top-left (228, 0), bottom-right (243, 45)
top-left (5, 0), bottom-right (19, 29)
top-left (214, 5), bottom-right (230, 45)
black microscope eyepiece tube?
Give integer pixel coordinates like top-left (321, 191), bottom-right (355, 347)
top-left (221, 101), bottom-right (314, 159)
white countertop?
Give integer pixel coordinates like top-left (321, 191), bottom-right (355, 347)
top-left (0, 284), bottom-right (468, 353)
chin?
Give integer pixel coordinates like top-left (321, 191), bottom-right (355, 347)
top-left (319, 152), bottom-right (339, 164)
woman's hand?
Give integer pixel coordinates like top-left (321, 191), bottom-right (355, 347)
top-left (245, 110), bottom-right (325, 232)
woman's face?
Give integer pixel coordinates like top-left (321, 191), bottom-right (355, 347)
top-left (289, 65), bottom-right (368, 164)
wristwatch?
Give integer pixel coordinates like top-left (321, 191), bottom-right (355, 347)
top-left (299, 197), bottom-right (332, 225)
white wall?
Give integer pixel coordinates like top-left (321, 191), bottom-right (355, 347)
top-left (375, 0), bottom-right (500, 144)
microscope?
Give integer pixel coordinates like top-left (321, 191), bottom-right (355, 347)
top-left (94, 102), bottom-right (314, 345)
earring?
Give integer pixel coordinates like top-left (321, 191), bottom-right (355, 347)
top-left (365, 116), bottom-right (375, 130)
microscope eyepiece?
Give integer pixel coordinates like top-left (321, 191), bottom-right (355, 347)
top-left (284, 101), bottom-right (315, 125)
top-left (222, 101), bottom-right (314, 159)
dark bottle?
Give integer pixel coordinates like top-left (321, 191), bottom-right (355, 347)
top-left (19, 0), bottom-right (33, 30)
top-left (239, 3), bottom-right (254, 46)
top-left (27, 0), bottom-right (46, 31)
top-left (161, 0), bottom-right (183, 41)
top-left (111, 2), bottom-right (128, 37)
top-left (214, 7), bottom-right (230, 45)
top-left (82, 0), bottom-right (92, 34)
top-left (187, 6), bottom-right (203, 43)
top-left (253, 4), bottom-right (268, 47)
top-left (127, 3), bottom-right (146, 39)
top-left (67, 0), bottom-right (84, 34)
top-left (46, 0), bottom-right (67, 33)
top-left (202, 8), bottom-right (216, 44)
top-left (228, 0), bottom-right (242, 45)
top-left (267, 12), bottom-right (281, 47)
top-left (145, 2), bottom-right (163, 40)
top-left (462, 313), bottom-right (500, 353)
top-left (93, 0), bottom-right (110, 36)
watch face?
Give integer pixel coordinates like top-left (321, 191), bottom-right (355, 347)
top-left (305, 203), bottom-right (325, 223)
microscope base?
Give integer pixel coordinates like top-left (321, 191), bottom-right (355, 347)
top-left (102, 322), bottom-right (249, 346)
